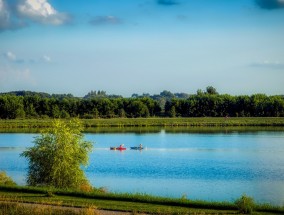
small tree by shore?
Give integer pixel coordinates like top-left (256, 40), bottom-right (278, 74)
top-left (235, 194), bottom-right (255, 214)
top-left (21, 119), bottom-right (93, 190)
top-left (0, 171), bottom-right (16, 186)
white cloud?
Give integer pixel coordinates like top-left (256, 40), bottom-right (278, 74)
top-left (42, 55), bottom-right (51, 62)
top-left (3, 51), bottom-right (25, 63)
top-left (17, 0), bottom-right (70, 25)
top-left (0, 0), bottom-right (10, 29)
top-left (2, 51), bottom-right (52, 64)
top-left (0, 0), bottom-right (69, 31)
top-left (5, 51), bottom-right (17, 61)
top-left (250, 60), bottom-right (284, 69)
top-left (18, 0), bottom-right (57, 17)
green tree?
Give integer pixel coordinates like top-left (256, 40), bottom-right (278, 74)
top-left (21, 119), bottom-right (93, 189)
top-left (206, 86), bottom-right (218, 95)
top-left (160, 90), bottom-right (175, 99)
top-left (196, 89), bottom-right (204, 95)
top-left (235, 194), bottom-right (255, 214)
top-left (169, 106), bottom-right (176, 117)
top-left (0, 171), bottom-right (16, 186)
top-left (127, 100), bottom-right (150, 117)
top-left (0, 95), bottom-right (25, 119)
top-left (140, 97), bottom-right (161, 116)
top-left (23, 95), bottom-right (40, 118)
top-left (118, 108), bottom-right (126, 118)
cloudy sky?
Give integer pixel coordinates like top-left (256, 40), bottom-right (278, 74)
top-left (0, 0), bottom-right (284, 96)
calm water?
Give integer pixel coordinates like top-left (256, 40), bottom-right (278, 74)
top-left (0, 128), bottom-right (284, 205)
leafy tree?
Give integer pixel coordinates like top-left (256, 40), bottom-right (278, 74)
top-left (60, 110), bottom-right (70, 118)
top-left (169, 106), bottom-right (176, 117)
top-left (38, 98), bottom-right (51, 116)
top-left (0, 171), bottom-right (16, 186)
top-left (96, 98), bottom-right (115, 118)
top-left (235, 95), bottom-right (251, 117)
top-left (0, 95), bottom-right (25, 119)
top-left (160, 90), bottom-right (175, 99)
top-left (270, 96), bottom-right (284, 117)
top-left (51, 105), bottom-right (61, 118)
top-left (23, 96), bottom-right (40, 118)
top-left (92, 108), bottom-right (99, 118)
top-left (174, 92), bottom-right (189, 99)
top-left (140, 97), bottom-right (161, 116)
top-left (126, 100), bottom-right (150, 117)
top-left (250, 94), bottom-right (269, 117)
top-left (21, 119), bottom-right (93, 189)
top-left (118, 108), bottom-right (126, 118)
top-left (1, 89), bottom-right (284, 119)
top-left (196, 89), bottom-right (204, 95)
top-left (131, 93), bottom-right (139, 98)
top-left (235, 194), bottom-right (255, 214)
top-left (206, 86), bottom-right (218, 95)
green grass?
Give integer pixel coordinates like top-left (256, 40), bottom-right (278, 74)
top-left (0, 185), bottom-right (283, 214)
top-left (0, 117), bottom-right (284, 130)
top-left (0, 201), bottom-right (96, 215)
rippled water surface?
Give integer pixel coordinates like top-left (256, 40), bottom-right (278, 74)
top-left (0, 128), bottom-right (284, 205)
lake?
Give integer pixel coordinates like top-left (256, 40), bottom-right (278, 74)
top-left (0, 127), bottom-right (284, 205)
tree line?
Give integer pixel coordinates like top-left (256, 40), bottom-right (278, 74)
top-left (0, 87), bottom-right (284, 119)
top-left (165, 94), bottom-right (284, 117)
top-left (0, 94), bottom-right (161, 119)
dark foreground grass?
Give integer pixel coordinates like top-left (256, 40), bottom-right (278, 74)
top-left (0, 185), bottom-right (283, 214)
top-left (0, 117), bottom-right (284, 130)
top-left (0, 201), bottom-right (97, 215)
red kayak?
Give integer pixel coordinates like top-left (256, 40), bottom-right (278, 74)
top-left (110, 146), bottom-right (126, 150)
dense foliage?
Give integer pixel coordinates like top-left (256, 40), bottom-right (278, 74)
top-left (235, 195), bottom-right (255, 214)
top-left (165, 94), bottom-right (284, 117)
top-left (0, 88), bottom-right (283, 119)
top-left (0, 171), bottom-right (16, 186)
top-left (0, 94), bottom-right (162, 119)
top-left (21, 119), bottom-right (93, 189)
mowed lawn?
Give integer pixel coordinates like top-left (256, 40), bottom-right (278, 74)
top-left (0, 186), bottom-right (283, 214)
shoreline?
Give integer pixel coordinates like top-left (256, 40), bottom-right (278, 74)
top-left (0, 117), bottom-right (284, 130)
top-left (0, 185), bottom-right (283, 214)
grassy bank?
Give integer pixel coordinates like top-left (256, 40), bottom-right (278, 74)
top-left (0, 185), bottom-right (283, 214)
top-left (0, 201), bottom-right (94, 215)
top-left (0, 117), bottom-right (284, 130)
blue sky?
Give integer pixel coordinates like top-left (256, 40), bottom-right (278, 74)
top-left (0, 0), bottom-right (284, 96)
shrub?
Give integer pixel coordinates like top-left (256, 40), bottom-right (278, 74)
top-left (79, 181), bottom-right (93, 193)
top-left (0, 171), bottom-right (16, 186)
top-left (235, 194), bottom-right (255, 214)
top-left (45, 191), bottom-right (55, 197)
top-left (21, 119), bottom-right (93, 189)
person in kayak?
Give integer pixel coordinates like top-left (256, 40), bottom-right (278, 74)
top-left (139, 144), bottom-right (143, 149)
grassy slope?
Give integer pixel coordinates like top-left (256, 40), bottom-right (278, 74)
top-left (0, 117), bottom-right (284, 129)
top-left (0, 186), bottom-right (283, 214)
